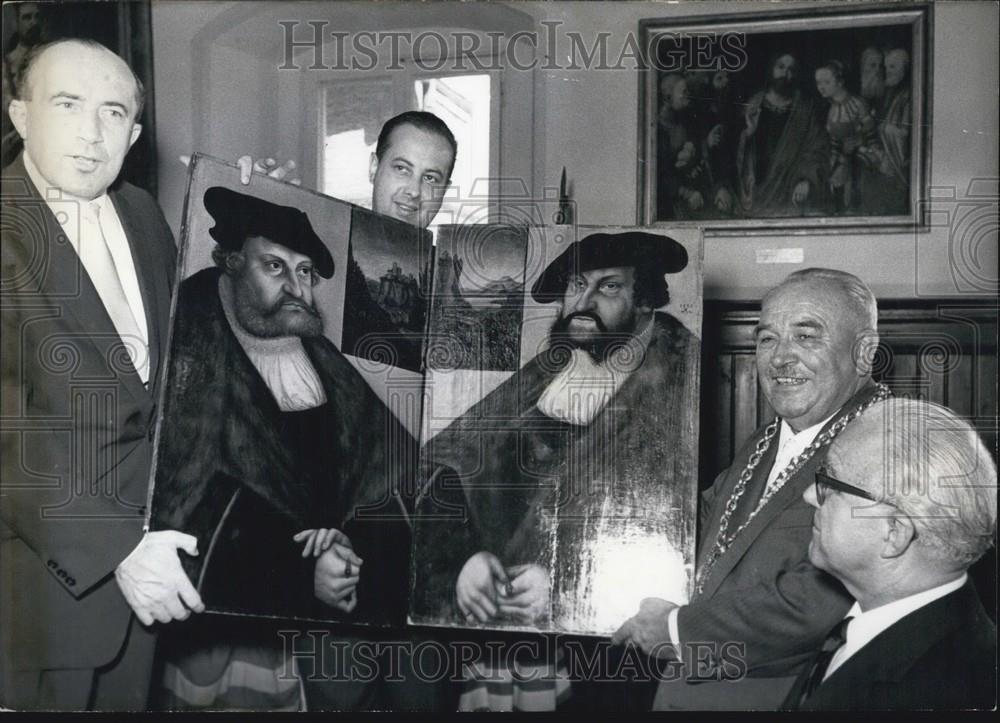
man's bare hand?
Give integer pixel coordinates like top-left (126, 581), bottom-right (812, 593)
top-left (178, 155), bottom-right (301, 186)
top-left (115, 530), bottom-right (204, 626)
top-left (680, 187), bottom-right (704, 211)
top-left (236, 156), bottom-right (301, 186)
top-left (707, 123), bottom-right (723, 149)
top-left (314, 537), bottom-right (363, 613)
top-left (745, 104), bottom-right (761, 135)
top-left (456, 551), bottom-right (508, 623)
top-left (792, 179), bottom-right (811, 206)
top-left (611, 597), bottom-right (679, 659)
top-left (293, 527), bottom-right (351, 558)
top-left (714, 187), bottom-right (733, 213)
top-left (497, 563), bottom-right (550, 624)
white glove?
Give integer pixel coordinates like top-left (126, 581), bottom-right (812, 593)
top-left (114, 530), bottom-right (205, 626)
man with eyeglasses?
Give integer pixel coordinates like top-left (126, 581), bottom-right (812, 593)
top-left (615, 267), bottom-right (886, 710)
top-left (784, 398), bottom-right (996, 710)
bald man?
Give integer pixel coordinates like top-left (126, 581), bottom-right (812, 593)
top-left (787, 398), bottom-right (996, 709)
top-left (2, 38), bottom-right (198, 710)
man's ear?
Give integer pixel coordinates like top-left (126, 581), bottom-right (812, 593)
top-left (881, 512), bottom-right (917, 558)
top-left (224, 250), bottom-right (245, 275)
top-left (128, 123), bottom-right (142, 149)
top-left (854, 328), bottom-right (880, 376)
top-left (8, 100), bottom-right (27, 140)
top-left (368, 152), bottom-right (378, 184)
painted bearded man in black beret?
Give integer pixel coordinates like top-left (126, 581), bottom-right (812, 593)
top-left (151, 187), bottom-right (413, 624)
top-left (413, 232), bottom-right (700, 632)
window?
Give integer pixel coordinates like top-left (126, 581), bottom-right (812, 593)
top-left (414, 74), bottom-right (491, 226)
top-left (321, 79), bottom-right (393, 209)
top-left (320, 70), bottom-right (495, 227)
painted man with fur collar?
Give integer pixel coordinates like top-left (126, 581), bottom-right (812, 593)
top-left (151, 186), bottom-right (412, 623)
top-left (414, 232), bottom-right (699, 629)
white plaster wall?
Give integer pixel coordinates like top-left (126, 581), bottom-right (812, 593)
top-left (153, 0), bottom-right (998, 300)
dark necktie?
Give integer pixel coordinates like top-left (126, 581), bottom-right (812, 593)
top-left (799, 616), bottom-right (853, 704)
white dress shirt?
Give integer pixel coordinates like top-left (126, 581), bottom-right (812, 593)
top-left (823, 573), bottom-right (968, 680)
top-left (763, 416), bottom-right (833, 496)
top-left (23, 152), bottom-right (150, 382)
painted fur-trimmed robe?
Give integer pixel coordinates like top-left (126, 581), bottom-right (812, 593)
top-left (151, 267), bottom-right (415, 624)
top-left (412, 312), bottom-right (700, 632)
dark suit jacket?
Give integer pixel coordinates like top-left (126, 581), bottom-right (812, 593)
top-left (654, 387), bottom-right (878, 710)
top-left (785, 580), bottom-right (997, 710)
top-left (0, 154), bottom-right (176, 674)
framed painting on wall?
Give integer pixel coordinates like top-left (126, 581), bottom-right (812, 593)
top-left (637, 2), bottom-right (931, 234)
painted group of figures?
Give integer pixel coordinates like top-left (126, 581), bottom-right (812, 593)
top-left (0, 31), bottom-right (996, 716)
top-left (657, 46), bottom-right (913, 219)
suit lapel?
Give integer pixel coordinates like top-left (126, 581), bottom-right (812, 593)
top-left (110, 187), bottom-right (168, 391)
top-left (698, 430), bottom-right (777, 567)
top-left (700, 454), bottom-right (820, 600)
top-left (802, 582), bottom-right (977, 710)
top-left (694, 430), bottom-right (778, 593)
top-left (730, 437), bottom-right (780, 535)
top-left (4, 158), bottom-right (149, 405)
top-left (697, 383), bottom-right (881, 599)
top-left (783, 650), bottom-right (815, 709)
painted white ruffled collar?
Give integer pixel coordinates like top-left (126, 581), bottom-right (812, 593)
top-left (535, 314), bottom-right (655, 426)
top-left (218, 274), bottom-right (327, 411)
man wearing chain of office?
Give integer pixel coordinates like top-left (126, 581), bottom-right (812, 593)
top-left (613, 267), bottom-right (889, 710)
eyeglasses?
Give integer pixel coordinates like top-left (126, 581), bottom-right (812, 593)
top-left (814, 469), bottom-right (880, 506)
top-left (814, 470), bottom-right (916, 539)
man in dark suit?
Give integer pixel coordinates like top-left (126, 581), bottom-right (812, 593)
top-left (785, 397), bottom-right (996, 710)
top-left (0, 38), bottom-right (202, 710)
top-left (613, 268), bottom-right (886, 709)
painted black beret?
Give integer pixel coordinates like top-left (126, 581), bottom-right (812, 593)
top-left (531, 231), bottom-right (687, 305)
top-left (203, 186), bottom-right (335, 279)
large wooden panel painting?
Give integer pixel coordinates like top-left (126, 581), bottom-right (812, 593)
top-left (411, 226), bottom-right (703, 635)
top-left (147, 155), bottom-right (421, 626)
